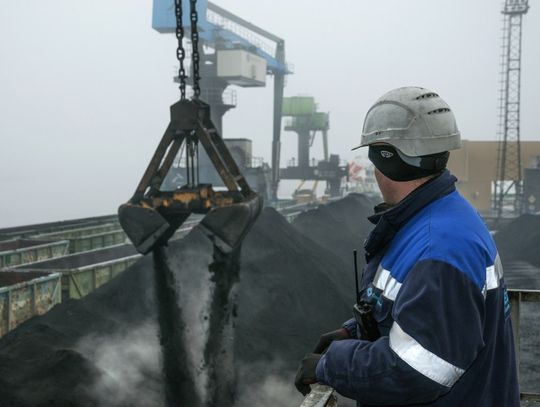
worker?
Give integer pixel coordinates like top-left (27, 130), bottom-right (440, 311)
top-left (295, 87), bottom-right (519, 406)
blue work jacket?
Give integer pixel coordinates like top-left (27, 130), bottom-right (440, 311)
top-left (316, 170), bottom-right (520, 406)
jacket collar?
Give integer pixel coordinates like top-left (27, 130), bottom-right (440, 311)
top-left (364, 170), bottom-right (457, 261)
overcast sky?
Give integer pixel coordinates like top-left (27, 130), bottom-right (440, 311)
top-left (1, 0), bottom-right (539, 227)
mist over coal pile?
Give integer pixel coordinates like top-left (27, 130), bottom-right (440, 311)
top-left (0, 194), bottom-right (373, 406)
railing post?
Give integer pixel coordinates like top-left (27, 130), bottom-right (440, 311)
top-left (31, 283), bottom-right (37, 315)
top-left (6, 290), bottom-right (12, 332)
top-left (509, 290), bottom-right (521, 380)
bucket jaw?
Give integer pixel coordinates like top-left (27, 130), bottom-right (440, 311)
top-left (118, 204), bottom-right (170, 255)
top-left (118, 99), bottom-right (262, 255)
top-left (118, 204), bottom-right (190, 255)
top-left (199, 194), bottom-right (263, 254)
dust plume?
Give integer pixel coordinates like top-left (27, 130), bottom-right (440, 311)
top-left (169, 231), bottom-right (214, 402)
top-left (235, 361), bottom-right (303, 407)
top-left (77, 322), bottom-right (164, 407)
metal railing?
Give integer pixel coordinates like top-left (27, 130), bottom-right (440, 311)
top-left (299, 289), bottom-right (540, 407)
top-left (250, 156), bottom-right (265, 168)
top-left (206, 8), bottom-right (276, 57)
top-left (300, 385), bottom-right (337, 407)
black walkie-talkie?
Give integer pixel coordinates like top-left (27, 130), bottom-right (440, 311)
top-left (352, 250), bottom-right (380, 342)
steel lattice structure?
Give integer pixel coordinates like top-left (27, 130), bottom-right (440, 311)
top-left (494, 0), bottom-right (530, 218)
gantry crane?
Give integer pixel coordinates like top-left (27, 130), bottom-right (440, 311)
top-left (280, 96), bottom-right (348, 197)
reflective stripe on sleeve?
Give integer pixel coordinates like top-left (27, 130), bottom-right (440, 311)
top-left (485, 254), bottom-right (504, 291)
top-left (485, 265), bottom-right (498, 290)
top-left (373, 267), bottom-right (402, 301)
top-left (389, 322), bottom-right (465, 387)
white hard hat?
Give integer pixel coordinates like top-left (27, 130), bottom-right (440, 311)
top-left (354, 86), bottom-right (461, 156)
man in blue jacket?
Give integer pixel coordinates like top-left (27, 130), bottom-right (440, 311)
top-left (295, 87), bottom-right (520, 406)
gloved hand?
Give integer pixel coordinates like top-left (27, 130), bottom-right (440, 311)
top-left (313, 327), bottom-right (350, 354)
top-left (294, 353), bottom-right (322, 396)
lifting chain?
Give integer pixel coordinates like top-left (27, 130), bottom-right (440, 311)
top-left (174, 0), bottom-right (187, 100)
top-left (174, 0), bottom-right (201, 100)
top-left (189, 0), bottom-right (201, 99)
top-left (174, 0), bottom-right (200, 185)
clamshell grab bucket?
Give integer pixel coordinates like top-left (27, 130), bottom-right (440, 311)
top-left (118, 99), bottom-right (262, 255)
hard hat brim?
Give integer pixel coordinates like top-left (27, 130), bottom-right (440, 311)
top-left (351, 132), bottom-right (461, 156)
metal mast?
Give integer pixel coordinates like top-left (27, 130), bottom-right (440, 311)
top-left (494, 0), bottom-right (529, 218)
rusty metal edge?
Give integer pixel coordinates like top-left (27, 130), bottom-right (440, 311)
top-left (69, 254), bottom-right (142, 273)
top-left (0, 240), bottom-right (70, 257)
top-left (30, 222), bottom-right (120, 238)
top-left (0, 272), bottom-right (63, 295)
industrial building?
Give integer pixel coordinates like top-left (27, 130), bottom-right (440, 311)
top-left (448, 140), bottom-right (540, 213)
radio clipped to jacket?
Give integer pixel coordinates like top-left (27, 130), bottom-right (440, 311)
top-left (353, 250), bottom-right (380, 342)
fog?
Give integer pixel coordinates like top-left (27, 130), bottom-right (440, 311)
top-left (1, 0), bottom-right (539, 227)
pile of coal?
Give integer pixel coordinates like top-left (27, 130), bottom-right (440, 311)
top-left (494, 214), bottom-right (540, 289)
top-left (292, 193), bottom-right (374, 269)
top-left (237, 194), bottom-right (374, 366)
top-left (0, 194), bottom-right (374, 407)
top-left (0, 253), bottom-right (159, 407)
top-left (494, 214), bottom-right (540, 267)
top-left (492, 214), bottom-right (540, 393)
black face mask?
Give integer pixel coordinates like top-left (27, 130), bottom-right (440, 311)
top-left (368, 145), bottom-right (449, 182)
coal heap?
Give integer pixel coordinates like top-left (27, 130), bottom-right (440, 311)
top-left (0, 195), bottom-right (374, 407)
top-left (236, 197), bottom-right (373, 366)
top-left (493, 214), bottom-right (540, 290)
top-left (0, 253), bottom-right (158, 407)
top-left (494, 214), bottom-right (540, 269)
top-left (492, 214), bottom-right (540, 393)
top-left (292, 193), bottom-right (374, 269)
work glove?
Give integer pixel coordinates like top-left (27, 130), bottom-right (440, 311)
top-left (294, 353), bottom-right (322, 396)
top-left (312, 327), bottom-right (350, 354)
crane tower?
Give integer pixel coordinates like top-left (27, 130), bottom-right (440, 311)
top-left (493, 0), bottom-right (530, 218)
